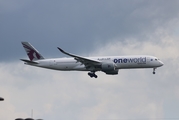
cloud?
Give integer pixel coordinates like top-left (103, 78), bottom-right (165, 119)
top-left (1, 33), bottom-right (179, 119)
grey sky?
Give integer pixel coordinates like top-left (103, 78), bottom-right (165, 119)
top-left (1, 0), bottom-right (179, 60)
top-left (0, 0), bottom-right (179, 120)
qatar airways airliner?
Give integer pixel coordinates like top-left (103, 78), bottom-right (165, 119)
top-left (21, 42), bottom-right (163, 78)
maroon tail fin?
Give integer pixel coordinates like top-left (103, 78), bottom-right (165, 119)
top-left (21, 42), bottom-right (44, 61)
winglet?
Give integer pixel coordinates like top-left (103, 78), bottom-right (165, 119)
top-left (57, 47), bottom-right (73, 57)
top-left (57, 47), bottom-right (65, 53)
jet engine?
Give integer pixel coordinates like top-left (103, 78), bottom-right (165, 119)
top-left (101, 62), bottom-right (118, 75)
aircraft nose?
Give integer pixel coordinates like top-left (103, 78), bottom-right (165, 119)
top-left (159, 61), bottom-right (164, 66)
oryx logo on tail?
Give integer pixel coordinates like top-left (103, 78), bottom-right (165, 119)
top-left (21, 42), bottom-right (44, 61)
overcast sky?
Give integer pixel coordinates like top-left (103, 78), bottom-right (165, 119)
top-left (1, 0), bottom-right (179, 120)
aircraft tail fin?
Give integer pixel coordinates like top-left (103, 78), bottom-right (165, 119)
top-left (21, 42), bottom-right (44, 61)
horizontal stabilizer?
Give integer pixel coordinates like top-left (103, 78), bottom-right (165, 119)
top-left (20, 59), bottom-right (39, 64)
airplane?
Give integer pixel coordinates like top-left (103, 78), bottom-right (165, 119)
top-left (21, 42), bottom-right (164, 78)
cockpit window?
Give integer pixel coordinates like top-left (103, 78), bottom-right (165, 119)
top-left (155, 59), bottom-right (157, 61)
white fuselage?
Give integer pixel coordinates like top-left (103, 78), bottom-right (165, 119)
top-left (25, 55), bottom-right (163, 71)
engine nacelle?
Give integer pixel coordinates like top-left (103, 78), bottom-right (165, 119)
top-left (104, 69), bottom-right (118, 75)
top-left (101, 62), bottom-right (118, 75)
top-left (101, 62), bottom-right (115, 71)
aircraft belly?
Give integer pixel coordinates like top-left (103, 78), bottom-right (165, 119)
top-left (55, 63), bottom-right (77, 70)
top-left (52, 62), bottom-right (86, 71)
top-left (73, 64), bottom-right (86, 71)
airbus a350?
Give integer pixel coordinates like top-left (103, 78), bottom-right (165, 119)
top-left (21, 42), bottom-right (163, 78)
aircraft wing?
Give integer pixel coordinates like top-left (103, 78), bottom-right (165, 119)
top-left (57, 47), bottom-right (101, 66)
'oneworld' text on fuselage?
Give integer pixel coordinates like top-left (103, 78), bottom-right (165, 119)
top-left (113, 57), bottom-right (146, 64)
